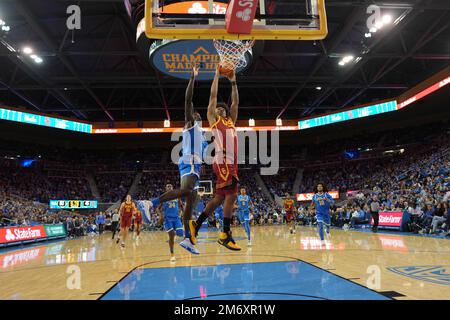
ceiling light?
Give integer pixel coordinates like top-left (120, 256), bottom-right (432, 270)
top-left (249, 118), bottom-right (255, 126)
top-left (276, 118), bottom-right (282, 126)
top-left (1, 25), bottom-right (10, 32)
top-left (23, 47), bottom-right (33, 55)
top-left (315, 86), bottom-right (322, 90)
top-left (343, 55), bottom-right (354, 63)
top-left (338, 60), bottom-right (345, 66)
top-left (375, 21), bottom-right (383, 29)
top-left (382, 15), bottom-right (392, 24)
top-left (34, 57), bottom-right (43, 64)
top-left (369, 27), bottom-right (377, 33)
top-left (164, 119), bottom-right (170, 127)
top-left (0, 19), bottom-right (5, 26)
top-left (365, 33), bottom-right (372, 38)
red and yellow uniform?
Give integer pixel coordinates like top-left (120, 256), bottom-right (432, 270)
top-left (135, 210), bottom-right (142, 225)
top-left (284, 199), bottom-right (295, 222)
top-left (120, 201), bottom-right (134, 229)
top-left (134, 210), bottom-right (143, 236)
top-left (211, 116), bottom-right (239, 196)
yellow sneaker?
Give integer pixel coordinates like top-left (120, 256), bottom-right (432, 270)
top-left (189, 220), bottom-right (198, 245)
top-left (218, 231), bottom-right (241, 251)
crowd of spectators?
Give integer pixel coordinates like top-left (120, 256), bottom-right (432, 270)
top-left (0, 120), bottom-right (448, 238)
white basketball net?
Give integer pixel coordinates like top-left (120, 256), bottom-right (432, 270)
top-left (213, 39), bottom-right (255, 70)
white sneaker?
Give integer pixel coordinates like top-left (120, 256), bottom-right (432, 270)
top-left (170, 256), bottom-right (176, 262)
top-left (292, 229), bottom-right (296, 234)
top-left (321, 240), bottom-right (326, 247)
top-left (247, 240), bottom-right (252, 246)
top-left (179, 238), bottom-right (200, 255)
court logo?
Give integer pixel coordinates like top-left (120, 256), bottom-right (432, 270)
top-left (387, 266), bottom-right (450, 286)
top-left (66, 265), bottom-right (81, 290)
top-left (366, 265), bottom-right (381, 290)
top-left (236, 8), bottom-right (252, 22)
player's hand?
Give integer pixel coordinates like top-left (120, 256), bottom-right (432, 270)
top-left (192, 64), bottom-right (199, 77)
top-left (228, 69), bottom-right (236, 81)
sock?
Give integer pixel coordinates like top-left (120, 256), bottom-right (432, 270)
top-left (318, 222), bottom-right (325, 241)
top-left (151, 198), bottom-right (160, 207)
top-left (223, 217), bottom-right (232, 233)
top-left (244, 221), bottom-right (251, 240)
top-left (196, 211), bottom-right (209, 227)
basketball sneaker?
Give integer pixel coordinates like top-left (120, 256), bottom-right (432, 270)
top-left (189, 220), bottom-right (198, 245)
top-left (179, 238), bottom-right (200, 255)
top-left (218, 231), bottom-right (241, 251)
top-left (292, 229), bottom-right (296, 234)
top-left (247, 240), bottom-right (252, 246)
top-left (170, 255), bottom-right (176, 262)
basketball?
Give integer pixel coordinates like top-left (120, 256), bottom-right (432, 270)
top-left (218, 64), bottom-right (234, 79)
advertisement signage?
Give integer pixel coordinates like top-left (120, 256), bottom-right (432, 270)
top-left (298, 100), bottom-right (397, 130)
top-left (0, 226), bottom-right (47, 244)
top-left (296, 191), bottom-right (339, 201)
top-left (44, 224), bottom-right (66, 237)
top-left (49, 200), bottom-right (98, 209)
top-left (0, 107), bottom-right (92, 134)
top-left (371, 211), bottom-right (404, 229)
top-left (150, 39), bottom-right (252, 80)
top-left (398, 76), bottom-right (450, 109)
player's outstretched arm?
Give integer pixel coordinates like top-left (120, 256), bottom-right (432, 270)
top-left (229, 70), bottom-right (238, 124)
top-left (207, 67), bottom-right (220, 126)
top-left (185, 65), bottom-right (198, 126)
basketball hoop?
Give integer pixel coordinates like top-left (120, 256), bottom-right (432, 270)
top-left (213, 39), bottom-right (255, 73)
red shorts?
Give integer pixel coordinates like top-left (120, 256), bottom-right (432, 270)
top-left (135, 218), bottom-right (142, 225)
top-left (286, 212), bottom-right (295, 222)
top-left (120, 214), bottom-right (132, 229)
top-left (213, 162), bottom-right (239, 196)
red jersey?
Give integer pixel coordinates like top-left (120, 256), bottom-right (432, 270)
top-left (211, 116), bottom-right (239, 189)
top-left (211, 116), bottom-right (238, 167)
top-left (122, 202), bottom-right (134, 216)
top-left (284, 199), bottom-right (295, 213)
top-left (135, 211), bottom-right (142, 223)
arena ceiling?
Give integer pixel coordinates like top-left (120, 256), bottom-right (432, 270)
top-left (0, 0), bottom-right (449, 122)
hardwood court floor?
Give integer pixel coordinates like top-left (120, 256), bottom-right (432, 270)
top-left (0, 225), bottom-right (449, 300)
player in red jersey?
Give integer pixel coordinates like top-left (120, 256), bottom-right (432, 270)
top-left (116, 194), bottom-right (136, 248)
top-left (134, 207), bottom-right (143, 239)
top-left (284, 193), bottom-right (296, 234)
top-left (192, 67), bottom-right (241, 251)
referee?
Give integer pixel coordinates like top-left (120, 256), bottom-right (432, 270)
top-left (111, 210), bottom-right (120, 239)
top-left (369, 195), bottom-right (380, 233)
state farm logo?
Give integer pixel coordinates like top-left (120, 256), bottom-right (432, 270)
top-left (188, 2), bottom-right (207, 14)
top-left (379, 215), bottom-right (401, 224)
top-left (5, 229), bottom-right (15, 241)
top-left (2, 227), bottom-right (44, 243)
top-left (236, 8), bottom-right (252, 21)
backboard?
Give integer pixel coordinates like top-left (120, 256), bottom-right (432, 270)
top-left (144, 0), bottom-right (328, 40)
